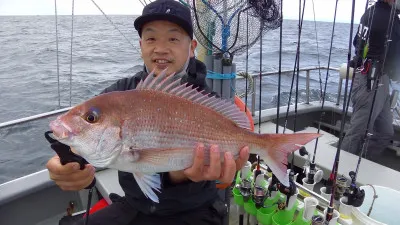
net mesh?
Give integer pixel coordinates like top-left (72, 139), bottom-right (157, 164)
top-left (182, 0), bottom-right (282, 58)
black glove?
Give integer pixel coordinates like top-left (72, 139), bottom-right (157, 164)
top-left (44, 131), bottom-right (96, 189)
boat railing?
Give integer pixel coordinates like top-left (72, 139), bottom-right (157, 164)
top-left (235, 66), bottom-right (341, 115)
top-left (0, 66), bottom-right (341, 130)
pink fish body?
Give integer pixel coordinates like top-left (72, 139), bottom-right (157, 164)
top-left (50, 69), bottom-right (320, 203)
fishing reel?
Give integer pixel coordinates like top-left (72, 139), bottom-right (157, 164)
top-left (300, 146), bottom-right (312, 175)
top-left (344, 171), bottom-right (365, 207)
top-left (277, 171), bottom-right (297, 209)
top-left (304, 162), bottom-right (324, 185)
top-left (238, 178), bottom-right (253, 202)
top-left (267, 174), bottom-right (279, 197)
top-left (253, 185), bottom-right (267, 209)
top-left (335, 175), bottom-right (349, 200)
top-left (311, 215), bottom-right (325, 225)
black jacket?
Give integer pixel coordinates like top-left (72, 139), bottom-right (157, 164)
top-left (99, 58), bottom-right (219, 216)
top-left (352, 1), bottom-right (400, 79)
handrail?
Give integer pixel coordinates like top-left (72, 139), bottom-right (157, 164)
top-left (0, 107), bottom-right (72, 129)
top-left (0, 66), bottom-right (341, 129)
top-left (236, 66), bottom-right (339, 79)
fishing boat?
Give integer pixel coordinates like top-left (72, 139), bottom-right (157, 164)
top-left (1, 0), bottom-right (400, 225)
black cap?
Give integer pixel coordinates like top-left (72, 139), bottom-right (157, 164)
top-left (134, 0), bottom-right (193, 39)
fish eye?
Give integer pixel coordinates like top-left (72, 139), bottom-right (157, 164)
top-left (84, 108), bottom-right (100, 123)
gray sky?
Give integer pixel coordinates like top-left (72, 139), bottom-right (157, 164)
top-left (0, 0), bottom-right (371, 23)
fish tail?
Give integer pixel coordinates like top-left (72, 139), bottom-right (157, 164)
top-left (253, 133), bottom-right (321, 186)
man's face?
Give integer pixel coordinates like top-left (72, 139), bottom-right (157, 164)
top-left (140, 20), bottom-right (197, 76)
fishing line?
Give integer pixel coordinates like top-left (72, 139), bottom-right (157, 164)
top-left (54, 0), bottom-right (61, 109)
top-left (282, 0), bottom-right (306, 135)
top-left (293, 0), bottom-right (305, 135)
top-left (329, 0), bottom-right (378, 196)
top-left (311, 0), bottom-right (323, 101)
top-left (69, 0), bottom-right (75, 107)
top-left (310, 0), bottom-right (340, 168)
top-left (280, 0), bottom-right (305, 175)
top-left (276, 0), bottom-right (283, 134)
top-left (258, 16), bottom-right (263, 134)
top-left (326, 0), bottom-right (358, 220)
top-left (292, 0), bottom-right (306, 172)
top-left (89, 0), bottom-right (140, 53)
top-left (138, 0), bottom-right (146, 7)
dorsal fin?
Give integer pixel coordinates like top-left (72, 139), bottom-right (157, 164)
top-left (138, 69), bottom-right (251, 130)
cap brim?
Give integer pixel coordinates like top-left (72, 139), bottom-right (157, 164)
top-left (134, 13), bottom-right (193, 39)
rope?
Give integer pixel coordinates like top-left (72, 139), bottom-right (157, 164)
top-left (69, 0), bottom-right (75, 107)
top-left (235, 72), bottom-right (254, 99)
top-left (54, 0), bottom-right (60, 109)
top-left (89, 0), bottom-right (140, 54)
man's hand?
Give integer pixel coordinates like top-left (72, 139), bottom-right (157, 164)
top-left (46, 155), bottom-right (95, 191)
top-left (169, 143), bottom-right (249, 184)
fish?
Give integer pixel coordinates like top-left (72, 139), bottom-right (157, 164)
top-left (49, 69), bottom-right (321, 203)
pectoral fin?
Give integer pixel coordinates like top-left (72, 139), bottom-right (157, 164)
top-left (132, 172), bottom-right (161, 203)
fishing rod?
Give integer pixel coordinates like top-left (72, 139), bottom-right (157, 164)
top-left (269, 0), bottom-right (307, 208)
top-left (282, 0), bottom-right (306, 135)
top-left (311, 0), bottom-right (323, 102)
top-left (318, 1), bottom-right (377, 208)
top-left (337, 0), bottom-right (377, 206)
top-left (305, 0), bottom-right (341, 187)
top-left (325, 0), bottom-right (358, 221)
top-left (276, 0), bottom-right (283, 134)
top-left (245, 6), bottom-right (249, 114)
top-left (345, 0), bottom-right (398, 208)
top-left (324, 0), bottom-right (379, 212)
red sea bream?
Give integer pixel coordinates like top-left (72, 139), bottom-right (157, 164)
top-left (49, 69), bottom-right (321, 203)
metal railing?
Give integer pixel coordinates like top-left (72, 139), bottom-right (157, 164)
top-left (0, 66), bottom-right (341, 130)
top-left (236, 66), bottom-right (340, 115)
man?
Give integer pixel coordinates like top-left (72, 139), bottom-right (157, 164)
top-left (341, 0), bottom-right (400, 160)
top-left (46, 0), bottom-right (250, 224)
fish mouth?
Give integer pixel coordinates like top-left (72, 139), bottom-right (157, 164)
top-left (49, 119), bottom-right (73, 140)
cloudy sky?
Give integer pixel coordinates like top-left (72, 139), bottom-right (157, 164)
top-left (0, 0), bottom-right (372, 23)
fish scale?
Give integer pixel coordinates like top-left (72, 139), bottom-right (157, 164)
top-left (49, 68), bottom-right (321, 203)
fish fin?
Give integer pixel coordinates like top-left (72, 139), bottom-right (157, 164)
top-left (139, 68), bottom-right (251, 130)
top-left (255, 133), bottom-right (321, 187)
top-left (137, 70), bottom-right (156, 90)
top-left (132, 172), bottom-right (161, 203)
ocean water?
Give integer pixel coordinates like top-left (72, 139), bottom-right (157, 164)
top-left (0, 15), bottom-right (359, 184)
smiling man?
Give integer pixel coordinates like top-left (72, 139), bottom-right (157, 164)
top-left (46, 0), bottom-right (249, 225)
